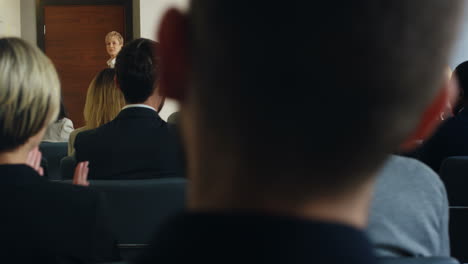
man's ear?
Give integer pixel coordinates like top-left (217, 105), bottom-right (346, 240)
top-left (400, 75), bottom-right (458, 151)
top-left (158, 8), bottom-right (190, 103)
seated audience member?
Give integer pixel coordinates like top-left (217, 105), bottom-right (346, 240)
top-left (0, 38), bottom-right (118, 262)
top-left (135, 1), bottom-right (463, 263)
top-left (417, 61), bottom-right (468, 172)
top-left (42, 101), bottom-right (74, 142)
top-left (368, 155), bottom-right (449, 257)
top-left (105, 31), bottom-right (124, 68)
top-left (68, 68), bottom-right (125, 156)
top-left (75, 38), bottom-right (184, 180)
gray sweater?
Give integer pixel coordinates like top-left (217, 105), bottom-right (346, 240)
top-left (367, 155), bottom-right (450, 257)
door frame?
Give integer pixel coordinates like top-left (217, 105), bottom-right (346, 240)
top-left (36, 0), bottom-right (133, 51)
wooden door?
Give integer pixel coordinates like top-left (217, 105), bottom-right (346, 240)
top-left (44, 5), bottom-right (125, 127)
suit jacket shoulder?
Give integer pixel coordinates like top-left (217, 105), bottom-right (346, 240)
top-left (74, 108), bottom-right (185, 179)
top-left (68, 126), bottom-right (89, 156)
top-left (74, 127), bottom-right (99, 161)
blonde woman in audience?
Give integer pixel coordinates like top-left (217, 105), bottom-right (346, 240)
top-left (0, 37), bottom-right (118, 262)
top-left (105, 31), bottom-right (124, 68)
top-left (68, 68), bottom-right (125, 155)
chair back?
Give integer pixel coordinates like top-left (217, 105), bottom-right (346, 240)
top-left (60, 156), bottom-right (77, 180)
top-left (449, 207), bottom-right (468, 263)
top-left (439, 156), bottom-right (468, 206)
top-left (39, 142), bottom-right (68, 180)
top-left (88, 178), bottom-right (187, 260)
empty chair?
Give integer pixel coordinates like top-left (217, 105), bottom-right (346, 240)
top-left (39, 142), bottom-right (68, 180)
top-left (378, 257), bottom-right (459, 264)
top-left (85, 178), bottom-right (187, 261)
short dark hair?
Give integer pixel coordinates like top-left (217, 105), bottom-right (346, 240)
top-left (453, 61), bottom-right (468, 113)
top-left (115, 38), bottom-right (159, 104)
top-left (187, 1), bottom-right (463, 198)
top-left (56, 100), bottom-right (68, 122)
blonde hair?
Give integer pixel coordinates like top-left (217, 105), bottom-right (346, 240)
top-left (83, 68), bottom-right (125, 129)
top-left (105, 31), bottom-right (124, 45)
top-left (0, 38), bottom-right (60, 151)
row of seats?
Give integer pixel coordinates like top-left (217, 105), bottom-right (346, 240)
top-left (40, 144), bottom-right (467, 263)
top-left (60, 178), bottom-right (187, 261)
top-left (39, 143), bottom-right (183, 261)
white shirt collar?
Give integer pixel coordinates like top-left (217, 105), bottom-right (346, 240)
top-left (107, 57), bottom-right (116, 68)
top-left (122, 104), bottom-right (157, 112)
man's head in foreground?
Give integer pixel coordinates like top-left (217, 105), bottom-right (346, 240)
top-left (157, 1), bottom-right (463, 227)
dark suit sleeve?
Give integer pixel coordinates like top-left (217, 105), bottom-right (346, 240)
top-left (75, 130), bottom-right (94, 163)
top-left (74, 132), bottom-right (86, 162)
top-left (91, 192), bottom-right (121, 262)
top-left (168, 124), bottom-right (187, 178)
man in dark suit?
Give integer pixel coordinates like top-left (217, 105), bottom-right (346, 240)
top-left (136, 1), bottom-right (463, 263)
top-left (75, 39), bottom-right (184, 180)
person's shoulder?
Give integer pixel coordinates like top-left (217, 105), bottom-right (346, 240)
top-left (74, 127), bottom-right (103, 157)
top-left (62, 118), bottom-right (74, 128)
top-left (385, 155), bottom-right (438, 177)
top-left (75, 128), bottom-right (94, 144)
top-left (70, 126), bottom-right (87, 138)
top-left (75, 126), bottom-right (104, 143)
top-left (383, 155), bottom-right (445, 191)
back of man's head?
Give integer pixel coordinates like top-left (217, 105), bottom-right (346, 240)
top-left (184, 1), bottom-right (463, 199)
top-left (115, 38), bottom-right (159, 104)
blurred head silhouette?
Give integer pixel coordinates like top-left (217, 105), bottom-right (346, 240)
top-left (157, 1), bottom-right (464, 226)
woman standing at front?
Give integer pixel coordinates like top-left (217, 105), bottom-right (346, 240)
top-left (105, 31), bottom-right (124, 68)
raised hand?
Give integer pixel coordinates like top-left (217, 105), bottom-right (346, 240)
top-left (26, 147), bottom-right (44, 176)
top-left (73, 161), bottom-right (90, 186)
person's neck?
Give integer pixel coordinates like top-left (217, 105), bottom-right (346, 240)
top-left (0, 147), bottom-right (29, 165)
top-left (181, 108), bottom-right (374, 229)
top-left (187, 168), bottom-right (375, 229)
top-left (128, 96), bottom-right (160, 111)
top-left (110, 55), bottom-right (117, 59)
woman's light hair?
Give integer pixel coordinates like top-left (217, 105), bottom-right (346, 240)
top-left (0, 38), bottom-right (60, 152)
top-left (105, 31), bottom-right (124, 45)
top-left (83, 68), bottom-right (125, 129)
